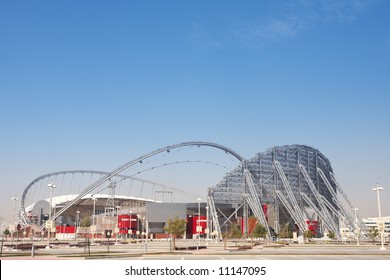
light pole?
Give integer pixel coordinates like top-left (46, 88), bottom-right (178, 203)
top-left (142, 217), bottom-right (145, 238)
top-left (205, 206), bottom-right (209, 245)
top-left (197, 198), bottom-right (201, 250)
top-left (373, 185), bottom-right (386, 250)
top-left (353, 208), bottom-right (360, 246)
top-left (75, 210), bottom-right (80, 245)
top-left (46, 183), bottom-right (56, 249)
top-left (137, 214), bottom-right (140, 239)
top-left (129, 210), bottom-right (132, 239)
top-left (205, 206), bottom-right (209, 239)
top-left (11, 196), bottom-right (19, 244)
top-left (115, 206), bottom-right (121, 244)
top-left (92, 196), bottom-right (97, 243)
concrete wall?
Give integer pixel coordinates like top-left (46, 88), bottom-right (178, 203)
top-left (146, 202), bottom-right (187, 234)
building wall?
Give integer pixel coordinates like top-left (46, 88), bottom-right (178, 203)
top-left (363, 216), bottom-right (390, 237)
top-left (146, 202), bottom-right (187, 234)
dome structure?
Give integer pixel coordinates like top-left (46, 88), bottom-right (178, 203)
top-left (210, 145), bottom-right (352, 238)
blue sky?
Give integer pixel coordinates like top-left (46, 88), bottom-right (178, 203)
top-left (0, 0), bottom-right (389, 223)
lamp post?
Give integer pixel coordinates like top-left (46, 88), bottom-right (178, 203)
top-left (205, 206), bottom-right (209, 245)
top-left (197, 198), bottom-right (201, 250)
top-left (142, 217), bottom-right (145, 238)
top-left (75, 210), bottom-right (80, 245)
top-left (92, 196), bottom-right (97, 243)
top-left (143, 216), bottom-right (148, 253)
top-left (352, 208), bottom-right (360, 246)
top-left (11, 196), bottom-right (19, 244)
top-left (116, 206), bottom-right (121, 244)
top-left (137, 214), bottom-right (140, 239)
top-left (46, 183), bottom-right (56, 249)
top-left (129, 210), bottom-right (132, 239)
top-left (373, 185), bottom-right (386, 250)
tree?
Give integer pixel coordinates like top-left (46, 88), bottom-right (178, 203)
top-left (228, 224), bottom-right (242, 246)
top-left (80, 217), bottom-right (91, 228)
top-left (251, 223), bottom-right (268, 240)
top-left (278, 224), bottom-right (293, 239)
top-left (3, 228), bottom-right (10, 237)
top-left (164, 216), bottom-right (187, 237)
top-left (368, 227), bottom-right (379, 242)
top-left (164, 216), bottom-right (187, 249)
top-left (304, 230), bottom-right (314, 241)
top-left (327, 231), bottom-right (336, 240)
top-left (229, 224), bottom-right (243, 239)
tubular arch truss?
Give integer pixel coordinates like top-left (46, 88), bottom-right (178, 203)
top-left (20, 141), bottom-right (244, 226)
top-left (20, 170), bottom-right (199, 226)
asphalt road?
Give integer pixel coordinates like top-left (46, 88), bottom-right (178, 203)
top-left (1, 239), bottom-right (390, 260)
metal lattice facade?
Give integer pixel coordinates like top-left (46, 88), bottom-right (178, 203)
top-left (210, 145), bottom-right (339, 236)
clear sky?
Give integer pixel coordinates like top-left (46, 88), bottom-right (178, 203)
top-left (0, 0), bottom-right (389, 224)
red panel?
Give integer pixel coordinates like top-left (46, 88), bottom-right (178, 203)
top-left (56, 225), bottom-right (76, 233)
top-left (262, 204), bottom-right (268, 221)
top-left (306, 220), bottom-right (318, 235)
top-left (118, 214), bottom-right (130, 229)
top-left (187, 215), bottom-right (207, 235)
top-left (118, 214), bottom-right (138, 234)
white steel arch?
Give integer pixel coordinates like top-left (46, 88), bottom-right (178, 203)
top-left (49, 141), bottom-right (244, 222)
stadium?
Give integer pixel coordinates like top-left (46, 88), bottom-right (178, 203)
top-left (15, 142), bottom-right (364, 242)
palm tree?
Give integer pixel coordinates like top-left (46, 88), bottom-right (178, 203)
top-left (368, 227), bottom-right (379, 242)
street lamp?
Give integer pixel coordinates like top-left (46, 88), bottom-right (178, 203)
top-left (142, 217), bottom-right (145, 237)
top-left (205, 206), bottom-right (209, 245)
top-left (115, 206), bottom-right (121, 244)
top-left (75, 210), bottom-right (80, 245)
top-left (137, 214), bottom-right (140, 239)
top-left (91, 196), bottom-right (97, 243)
top-left (129, 210), bottom-right (132, 239)
top-left (197, 198), bottom-right (201, 250)
top-left (372, 185), bottom-right (386, 250)
top-left (205, 206), bottom-right (210, 237)
top-left (46, 183), bottom-right (56, 249)
top-left (352, 208), bottom-right (360, 246)
top-left (11, 196), bottom-right (19, 244)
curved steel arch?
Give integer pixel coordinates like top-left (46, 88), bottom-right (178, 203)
top-left (20, 168), bottom-right (205, 225)
top-left (48, 141), bottom-right (243, 221)
top-left (20, 170), bottom-right (109, 225)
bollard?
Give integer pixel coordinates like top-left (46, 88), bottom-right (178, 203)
top-left (144, 243), bottom-right (147, 253)
top-left (31, 244), bottom-right (35, 258)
